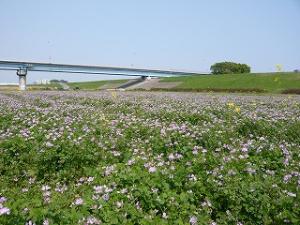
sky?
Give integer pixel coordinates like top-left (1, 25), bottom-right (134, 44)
top-left (0, 0), bottom-right (299, 83)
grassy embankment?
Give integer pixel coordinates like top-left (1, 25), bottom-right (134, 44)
top-left (160, 72), bottom-right (300, 94)
top-left (68, 79), bottom-right (128, 90)
top-left (2, 73), bottom-right (298, 93)
top-left (29, 83), bottom-right (62, 90)
top-left (0, 83), bottom-right (62, 91)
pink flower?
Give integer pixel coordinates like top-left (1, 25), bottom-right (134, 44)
top-left (94, 185), bottom-right (105, 194)
top-left (0, 197), bottom-right (7, 203)
top-left (148, 166), bottom-right (157, 173)
top-left (87, 177), bottom-right (94, 183)
top-left (162, 212), bottom-right (168, 219)
top-left (189, 215), bottom-right (197, 225)
top-left (74, 198), bottom-right (84, 206)
top-left (45, 142), bottom-right (54, 147)
top-left (0, 206), bottom-right (10, 215)
top-left (102, 194), bottom-right (110, 201)
top-left (85, 216), bottom-right (101, 224)
top-left (241, 147), bottom-right (248, 153)
top-left (41, 185), bottom-right (51, 191)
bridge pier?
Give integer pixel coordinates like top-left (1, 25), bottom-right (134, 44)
top-left (17, 68), bottom-right (27, 91)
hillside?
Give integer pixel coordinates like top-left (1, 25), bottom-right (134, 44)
top-left (161, 72), bottom-right (300, 93)
top-left (68, 79), bottom-right (128, 90)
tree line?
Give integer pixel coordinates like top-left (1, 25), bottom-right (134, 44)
top-left (210, 62), bottom-right (251, 74)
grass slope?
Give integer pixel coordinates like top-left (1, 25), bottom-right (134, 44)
top-left (68, 79), bottom-right (128, 90)
top-left (161, 72), bottom-right (300, 93)
top-left (29, 83), bottom-right (62, 90)
top-left (0, 83), bottom-right (62, 91)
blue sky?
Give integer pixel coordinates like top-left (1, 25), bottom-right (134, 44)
top-left (0, 0), bottom-right (299, 83)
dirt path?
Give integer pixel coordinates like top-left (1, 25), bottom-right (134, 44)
top-left (126, 78), bottom-right (181, 90)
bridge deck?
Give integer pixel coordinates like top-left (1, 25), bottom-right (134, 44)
top-left (0, 60), bottom-right (208, 90)
top-left (0, 60), bottom-right (205, 77)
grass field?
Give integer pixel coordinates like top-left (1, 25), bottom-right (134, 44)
top-left (68, 79), bottom-right (128, 90)
top-left (0, 85), bottom-right (18, 91)
top-left (0, 83), bottom-right (63, 91)
top-left (3, 72), bottom-right (298, 93)
top-left (161, 72), bottom-right (300, 93)
top-left (29, 83), bottom-right (63, 90)
top-left (0, 91), bottom-right (299, 224)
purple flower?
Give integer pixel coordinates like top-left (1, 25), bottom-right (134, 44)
top-left (41, 185), bottom-right (51, 191)
top-left (85, 216), bottom-right (101, 224)
top-left (87, 177), bottom-right (94, 183)
top-left (25, 221), bottom-right (36, 225)
top-left (148, 166), bottom-right (157, 173)
top-left (74, 198), bottom-right (84, 206)
top-left (94, 185), bottom-right (105, 194)
top-left (0, 197), bottom-right (7, 203)
top-left (45, 142), bottom-right (54, 147)
top-left (0, 206), bottom-right (10, 215)
top-left (241, 147), bottom-right (248, 153)
top-left (102, 193), bottom-right (110, 201)
top-left (189, 215), bottom-right (197, 225)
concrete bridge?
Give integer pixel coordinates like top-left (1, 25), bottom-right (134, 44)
top-left (0, 60), bottom-right (206, 91)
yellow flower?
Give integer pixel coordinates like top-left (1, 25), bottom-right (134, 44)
top-left (276, 64), bottom-right (282, 72)
top-left (111, 91), bottom-right (117, 99)
top-left (227, 102), bottom-right (235, 108)
top-left (235, 107), bottom-right (241, 113)
top-left (100, 114), bottom-right (107, 121)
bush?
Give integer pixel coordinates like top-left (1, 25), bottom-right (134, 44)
top-left (281, 89), bottom-right (300, 95)
top-left (210, 62), bottom-right (251, 74)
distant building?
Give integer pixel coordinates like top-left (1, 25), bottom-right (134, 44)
top-left (34, 79), bottom-right (50, 85)
top-left (0, 83), bottom-right (18, 86)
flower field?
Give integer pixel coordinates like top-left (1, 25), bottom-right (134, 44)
top-left (0, 91), bottom-right (299, 225)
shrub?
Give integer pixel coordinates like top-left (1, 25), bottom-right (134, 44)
top-left (210, 62), bottom-right (251, 74)
top-left (281, 89), bottom-right (300, 95)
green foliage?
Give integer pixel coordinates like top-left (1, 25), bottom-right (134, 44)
top-left (282, 89), bottom-right (300, 95)
top-left (0, 92), bottom-right (299, 224)
top-left (210, 61), bottom-right (251, 74)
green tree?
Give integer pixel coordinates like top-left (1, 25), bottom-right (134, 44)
top-left (210, 62), bottom-right (251, 74)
